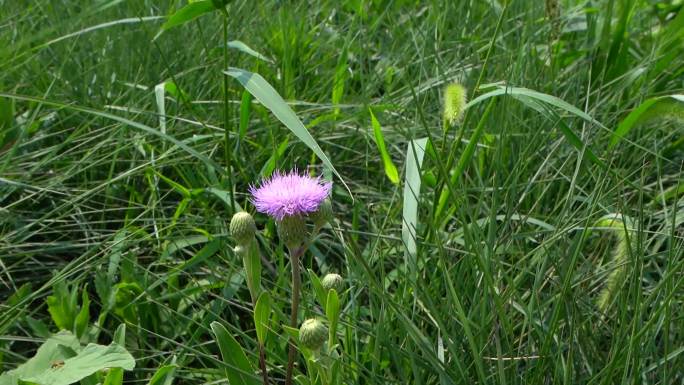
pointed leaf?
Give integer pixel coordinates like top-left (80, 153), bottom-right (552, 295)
top-left (156, 1), bottom-right (216, 38)
top-left (609, 94), bottom-right (684, 148)
top-left (210, 322), bottom-right (260, 385)
top-left (370, 108), bottom-right (399, 184)
top-left (402, 138), bottom-right (428, 281)
top-left (253, 292), bottom-right (272, 345)
top-left (227, 41), bottom-right (272, 63)
top-left (223, 68), bottom-right (350, 196)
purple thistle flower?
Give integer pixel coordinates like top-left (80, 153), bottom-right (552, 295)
top-left (249, 169), bottom-right (332, 221)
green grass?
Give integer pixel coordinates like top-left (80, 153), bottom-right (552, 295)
top-left (1, 0), bottom-right (684, 384)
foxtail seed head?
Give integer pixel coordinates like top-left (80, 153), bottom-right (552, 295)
top-left (443, 83), bottom-right (467, 125)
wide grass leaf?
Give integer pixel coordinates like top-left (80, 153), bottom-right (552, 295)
top-left (156, 1), bottom-right (217, 39)
top-left (402, 138), bottom-right (428, 281)
top-left (609, 94), bottom-right (684, 148)
top-left (223, 68), bottom-right (350, 195)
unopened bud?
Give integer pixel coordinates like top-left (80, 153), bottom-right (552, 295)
top-left (230, 212), bottom-right (256, 245)
top-left (299, 318), bottom-right (327, 351)
top-left (321, 273), bottom-right (344, 293)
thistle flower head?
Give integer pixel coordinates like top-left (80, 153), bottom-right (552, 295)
top-left (249, 170), bottom-right (332, 221)
top-left (299, 318), bottom-right (328, 351)
top-left (443, 82), bottom-right (467, 124)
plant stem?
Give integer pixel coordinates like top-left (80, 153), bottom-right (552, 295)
top-left (258, 343), bottom-right (270, 385)
top-left (285, 246), bottom-right (303, 385)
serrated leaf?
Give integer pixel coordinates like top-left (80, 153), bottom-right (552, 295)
top-left (210, 322), bottom-right (260, 385)
top-left (370, 108), bottom-right (399, 184)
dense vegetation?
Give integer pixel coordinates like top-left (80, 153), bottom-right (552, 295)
top-left (1, 1), bottom-right (683, 384)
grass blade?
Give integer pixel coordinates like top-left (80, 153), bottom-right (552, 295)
top-left (210, 321), bottom-right (260, 385)
top-left (155, 1), bottom-right (217, 39)
top-left (402, 138), bottom-right (428, 283)
top-left (370, 108), bottom-right (399, 185)
top-left (224, 67), bottom-right (350, 196)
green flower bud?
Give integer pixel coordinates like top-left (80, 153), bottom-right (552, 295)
top-left (277, 216), bottom-right (308, 250)
top-left (443, 83), bottom-right (467, 125)
top-left (321, 273), bottom-right (344, 293)
top-left (299, 318), bottom-right (327, 351)
top-left (230, 212), bottom-right (256, 245)
top-left (311, 199), bottom-right (333, 229)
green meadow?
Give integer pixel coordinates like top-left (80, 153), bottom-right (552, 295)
top-left (1, 1), bottom-right (683, 384)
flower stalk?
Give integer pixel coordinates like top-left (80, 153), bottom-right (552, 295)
top-left (285, 246), bottom-right (304, 385)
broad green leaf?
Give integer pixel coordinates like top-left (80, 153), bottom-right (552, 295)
top-left (102, 368), bottom-right (123, 385)
top-left (369, 108), bottom-right (399, 184)
top-left (113, 324), bottom-right (126, 345)
top-left (242, 241), bottom-right (262, 302)
top-left (609, 95), bottom-right (684, 148)
top-left (402, 138), bottom-right (428, 282)
top-left (22, 343), bottom-right (134, 385)
top-left (253, 292), bottom-right (272, 345)
top-left (156, 1), bottom-right (216, 39)
top-left (227, 41), bottom-right (272, 63)
top-left (0, 331), bottom-right (80, 385)
top-left (74, 289), bottom-right (90, 339)
top-left (210, 322), bottom-right (260, 385)
top-left (223, 68), bottom-right (350, 196)
top-left (46, 282), bottom-right (75, 331)
top-left (325, 289), bottom-right (340, 348)
top-left (147, 364), bottom-right (177, 385)
top-left (307, 270), bottom-right (327, 310)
